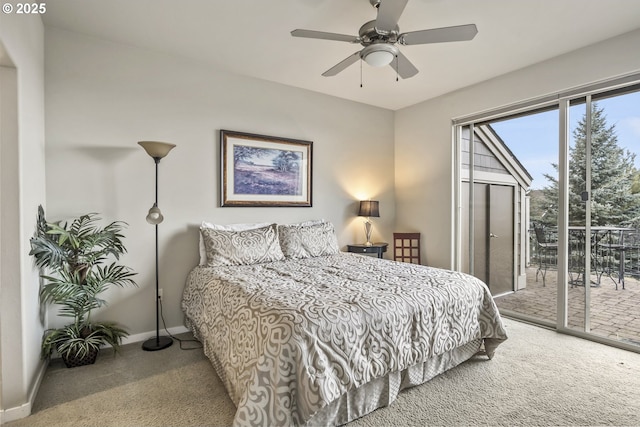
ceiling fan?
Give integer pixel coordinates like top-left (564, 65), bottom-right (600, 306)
top-left (291, 0), bottom-right (478, 79)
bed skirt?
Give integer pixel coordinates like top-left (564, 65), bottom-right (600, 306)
top-left (190, 313), bottom-right (484, 427)
top-left (306, 338), bottom-right (483, 426)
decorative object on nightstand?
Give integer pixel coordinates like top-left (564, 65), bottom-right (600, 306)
top-left (139, 140), bottom-right (176, 352)
top-left (393, 232), bottom-right (421, 264)
top-left (347, 242), bottom-right (388, 259)
top-left (358, 200), bottom-right (380, 246)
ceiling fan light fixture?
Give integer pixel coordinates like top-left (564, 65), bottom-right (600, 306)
top-left (364, 50), bottom-right (393, 67)
top-left (361, 43), bottom-right (398, 67)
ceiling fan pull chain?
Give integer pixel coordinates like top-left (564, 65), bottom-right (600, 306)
top-left (396, 54), bottom-right (399, 82)
top-left (360, 58), bottom-right (363, 88)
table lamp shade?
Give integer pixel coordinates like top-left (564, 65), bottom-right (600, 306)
top-left (359, 200), bottom-right (380, 218)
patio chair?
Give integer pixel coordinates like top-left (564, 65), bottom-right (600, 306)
top-left (595, 228), bottom-right (626, 290)
top-left (619, 229), bottom-right (640, 290)
top-left (534, 224), bottom-right (558, 287)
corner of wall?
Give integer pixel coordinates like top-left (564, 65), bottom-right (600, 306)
top-left (0, 9), bottom-right (46, 422)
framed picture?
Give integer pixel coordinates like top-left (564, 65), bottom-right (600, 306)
top-left (220, 130), bottom-right (313, 207)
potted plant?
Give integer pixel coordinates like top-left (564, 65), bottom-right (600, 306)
top-left (29, 205), bottom-right (137, 368)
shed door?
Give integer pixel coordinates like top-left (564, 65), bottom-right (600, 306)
top-left (463, 183), bottom-right (514, 295)
top-left (487, 184), bottom-right (514, 295)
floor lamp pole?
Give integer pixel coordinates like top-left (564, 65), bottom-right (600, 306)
top-left (142, 157), bottom-right (173, 351)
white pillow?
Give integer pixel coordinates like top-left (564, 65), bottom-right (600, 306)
top-left (198, 221), bottom-right (270, 265)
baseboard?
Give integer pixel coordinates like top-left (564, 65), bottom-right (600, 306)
top-left (0, 401), bottom-right (31, 424)
top-left (0, 359), bottom-right (48, 424)
top-left (122, 325), bottom-right (190, 346)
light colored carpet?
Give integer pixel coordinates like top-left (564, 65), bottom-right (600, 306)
top-left (7, 318), bottom-right (640, 427)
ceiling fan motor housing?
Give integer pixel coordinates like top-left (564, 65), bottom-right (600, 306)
top-left (358, 19), bottom-right (399, 43)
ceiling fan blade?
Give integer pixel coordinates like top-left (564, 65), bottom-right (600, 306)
top-left (375, 0), bottom-right (409, 33)
top-left (291, 29), bottom-right (359, 43)
top-left (322, 51), bottom-right (361, 77)
top-left (389, 50), bottom-right (418, 79)
top-left (400, 24), bottom-right (478, 45)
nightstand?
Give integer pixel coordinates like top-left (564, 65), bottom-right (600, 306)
top-left (347, 243), bottom-right (388, 259)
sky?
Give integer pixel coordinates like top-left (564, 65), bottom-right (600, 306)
top-left (491, 90), bottom-right (640, 189)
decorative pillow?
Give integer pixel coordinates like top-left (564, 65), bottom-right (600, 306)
top-left (278, 221), bottom-right (340, 259)
top-left (201, 224), bottom-right (285, 267)
top-left (198, 222), bottom-right (271, 265)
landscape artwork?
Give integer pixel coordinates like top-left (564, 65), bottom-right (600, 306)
top-left (221, 130), bottom-right (312, 207)
top-left (234, 145), bottom-right (302, 196)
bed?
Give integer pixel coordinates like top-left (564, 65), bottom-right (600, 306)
top-left (182, 221), bottom-right (507, 426)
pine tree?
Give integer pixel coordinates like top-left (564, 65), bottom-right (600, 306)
top-left (538, 103), bottom-right (640, 227)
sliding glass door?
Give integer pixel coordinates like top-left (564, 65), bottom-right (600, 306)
top-left (565, 89), bottom-right (640, 346)
top-left (455, 77), bottom-right (640, 351)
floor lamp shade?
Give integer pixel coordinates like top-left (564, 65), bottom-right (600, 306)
top-left (139, 140), bottom-right (175, 352)
top-left (138, 141), bottom-right (176, 159)
top-left (146, 204), bottom-right (163, 225)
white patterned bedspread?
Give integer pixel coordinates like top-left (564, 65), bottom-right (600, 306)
top-left (182, 253), bottom-right (507, 426)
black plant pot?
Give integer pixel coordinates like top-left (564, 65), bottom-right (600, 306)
top-left (62, 348), bottom-right (99, 368)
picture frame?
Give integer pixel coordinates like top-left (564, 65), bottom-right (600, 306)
top-left (220, 130), bottom-right (313, 207)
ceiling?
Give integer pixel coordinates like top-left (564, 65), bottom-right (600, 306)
top-left (41, 0), bottom-right (640, 111)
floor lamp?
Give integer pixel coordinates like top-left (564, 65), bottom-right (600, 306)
top-left (138, 140), bottom-right (176, 351)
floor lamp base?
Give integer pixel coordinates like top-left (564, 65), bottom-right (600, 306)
top-left (142, 335), bottom-right (173, 351)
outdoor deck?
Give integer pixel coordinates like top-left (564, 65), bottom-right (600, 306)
top-left (494, 267), bottom-right (640, 347)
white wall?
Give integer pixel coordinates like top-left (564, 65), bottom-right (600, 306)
top-left (44, 28), bottom-right (395, 337)
top-left (0, 8), bottom-right (46, 422)
top-left (395, 28), bottom-right (640, 270)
